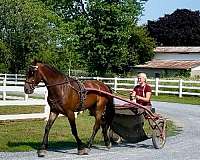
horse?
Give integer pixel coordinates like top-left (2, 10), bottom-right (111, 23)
top-left (24, 60), bottom-right (115, 157)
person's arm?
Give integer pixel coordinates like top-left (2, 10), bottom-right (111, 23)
top-left (135, 92), bottom-right (151, 102)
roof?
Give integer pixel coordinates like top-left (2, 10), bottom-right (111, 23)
top-left (154, 47), bottom-right (200, 53)
top-left (135, 60), bottom-right (200, 69)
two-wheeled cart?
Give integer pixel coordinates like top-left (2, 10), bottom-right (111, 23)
top-left (86, 88), bottom-right (166, 149)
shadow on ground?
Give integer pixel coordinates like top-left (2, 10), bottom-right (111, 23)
top-left (7, 141), bottom-right (77, 152)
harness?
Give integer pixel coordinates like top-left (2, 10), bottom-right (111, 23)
top-left (47, 77), bottom-right (87, 111)
top-left (25, 65), bottom-right (87, 111)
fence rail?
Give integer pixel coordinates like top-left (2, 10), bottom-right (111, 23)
top-left (0, 74), bottom-right (200, 121)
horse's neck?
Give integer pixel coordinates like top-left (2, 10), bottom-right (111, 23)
top-left (41, 66), bottom-right (65, 86)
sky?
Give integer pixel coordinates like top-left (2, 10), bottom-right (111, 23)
top-left (139, 0), bottom-right (200, 25)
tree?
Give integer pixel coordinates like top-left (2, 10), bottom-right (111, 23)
top-left (41, 0), bottom-right (155, 76)
top-left (77, 0), bottom-right (155, 76)
top-left (0, 0), bottom-right (155, 76)
top-left (0, 0), bottom-right (78, 73)
top-left (147, 9), bottom-right (200, 46)
top-left (0, 40), bottom-right (12, 73)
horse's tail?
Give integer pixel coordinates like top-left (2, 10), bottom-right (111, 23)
top-left (105, 85), bottom-right (115, 127)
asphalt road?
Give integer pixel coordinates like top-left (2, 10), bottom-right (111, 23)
top-left (1, 101), bottom-right (200, 160)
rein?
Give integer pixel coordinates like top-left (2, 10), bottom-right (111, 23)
top-left (45, 77), bottom-right (87, 111)
top-left (46, 78), bottom-right (83, 93)
top-left (46, 80), bottom-right (70, 87)
top-left (25, 64), bottom-right (87, 111)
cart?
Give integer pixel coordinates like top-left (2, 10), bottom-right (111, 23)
top-left (86, 88), bottom-right (166, 149)
top-left (110, 100), bottom-right (166, 149)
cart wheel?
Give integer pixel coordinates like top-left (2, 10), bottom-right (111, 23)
top-left (152, 120), bottom-right (166, 149)
top-left (109, 129), bottom-right (123, 144)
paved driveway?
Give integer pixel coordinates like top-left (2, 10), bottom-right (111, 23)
top-left (1, 101), bottom-right (200, 160)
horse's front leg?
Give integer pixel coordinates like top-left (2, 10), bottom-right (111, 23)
top-left (67, 111), bottom-right (88, 155)
top-left (37, 111), bottom-right (58, 157)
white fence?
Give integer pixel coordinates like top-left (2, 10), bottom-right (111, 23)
top-left (82, 77), bottom-right (200, 97)
top-left (0, 74), bottom-right (200, 121)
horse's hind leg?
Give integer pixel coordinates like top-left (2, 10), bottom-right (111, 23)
top-left (87, 112), bottom-right (101, 149)
top-left (101, 118), bottom-right (112, 149)
top-left (38, 111), bottom-right (58, 157)
top-left (67, 110), bottom-right (88, 155)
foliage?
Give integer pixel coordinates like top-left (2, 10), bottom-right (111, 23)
top-left (147, 9), bottom-right (200, 46)
top-left (0, 40), bottom-right (12, 73)
top-left (0, 0), bottom-right (155, 76)
top-left (0, 0), bottom-right (78, 73)
top-left (76, 0), bottom-right (155, 76)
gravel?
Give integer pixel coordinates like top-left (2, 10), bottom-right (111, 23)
top-left (1, 101), bottom-right (200, 160)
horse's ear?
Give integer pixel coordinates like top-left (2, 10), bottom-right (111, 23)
top-left (31, 58), bottom-right (43, 65)
top-left (32, 59), bottom-right (38, 65)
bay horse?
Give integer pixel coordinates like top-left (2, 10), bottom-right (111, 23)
top-left (24, 60), bottom-right (115, 157)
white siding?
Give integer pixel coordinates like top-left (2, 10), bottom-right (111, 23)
top-left (191, 66), bottom-right (200, 77)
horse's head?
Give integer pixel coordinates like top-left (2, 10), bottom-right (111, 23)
top-left (24, 62), bottom-right (43, 94)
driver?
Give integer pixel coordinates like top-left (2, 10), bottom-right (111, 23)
top-left (130, 73), bottom-right (152, 111)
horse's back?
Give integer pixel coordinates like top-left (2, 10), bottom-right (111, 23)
top-left (82, 80), bottom-right (113, 108)
top-left (84, 80), bottom-right (112, 93)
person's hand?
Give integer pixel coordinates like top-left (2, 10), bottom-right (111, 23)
top-left (130, 94), bottom-right (135, 100)
top-left (131, 99), bottom-right (136, 103)
top-left (136, 95), bottom-right (140, 100)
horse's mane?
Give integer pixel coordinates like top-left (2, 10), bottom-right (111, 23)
top-left (44, 64), bottom-right (66, 77)
top-left (32, 59), bottom-right (66, 77)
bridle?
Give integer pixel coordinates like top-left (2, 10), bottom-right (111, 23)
top-left (24, 64), bottom-right (87, 111)
top-left (25, 65), bottom-right (84, 92)
top-left (24, 65), bottom-right (39, 90)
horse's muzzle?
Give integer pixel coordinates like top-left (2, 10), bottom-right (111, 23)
top-left (24, 83), bottom-right (35, 94)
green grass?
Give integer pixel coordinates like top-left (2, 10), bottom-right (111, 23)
top-left (0, 93), bottom-right (44, 100)
top-left (0, 91), bottom-right (187, 152)
top-left (115, 91), bottom-right (200, 105)
top-left (0, 106), bottom-right (44, 115)
top-left (0, 110), bottom-right (178, 152)
top-left (0, 112), bottom-right (103, 152)
top-left (152, 94), bottom-right (200, 105)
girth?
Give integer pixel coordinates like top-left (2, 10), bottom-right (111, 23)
top-left (47, 77), bottom-right (87, 112)
top-left (73, 79), bottom-right (87, 112)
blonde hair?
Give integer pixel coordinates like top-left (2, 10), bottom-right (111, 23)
top-left (137, 73), bottom-right (147, 82)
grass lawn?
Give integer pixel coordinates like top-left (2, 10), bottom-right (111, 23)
top-left (0, 110), bottom-right (178, 152)
top-left (0, 105), bottom-right (44, 115)
top-left (115, 91), bottom-right (200, 105)
top-left (0, 112), bottom-right (103, 152)
top-left (152, 94), bottom-right (200, 105)
top-left (0, 93), bottom-right (189, 152)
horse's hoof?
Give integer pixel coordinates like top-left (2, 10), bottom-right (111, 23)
top-left (37, 149), bottom-right (47, 157)
top-left (106, 142), bottom-right (112, 149)
top-left (78, 148), bottom-right (89, 155)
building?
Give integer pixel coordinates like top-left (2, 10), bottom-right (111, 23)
top-left (134, 47), bottom-right (200, 78)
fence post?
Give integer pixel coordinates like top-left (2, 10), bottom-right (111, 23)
top-left (3, 76), bottom-right (6, 101)
top-left (114, 77), bottom-right (117, 93)
top-left (155, 78), bottom-right (159, 96)
top-left (24, 94), bottom-right (28, 101)
top-left (44, 90), bottom-right (50, 121)
top-left (15, 74), bottom-right (17, 85)
top-left (179, 79), bottom-right (183, 98)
